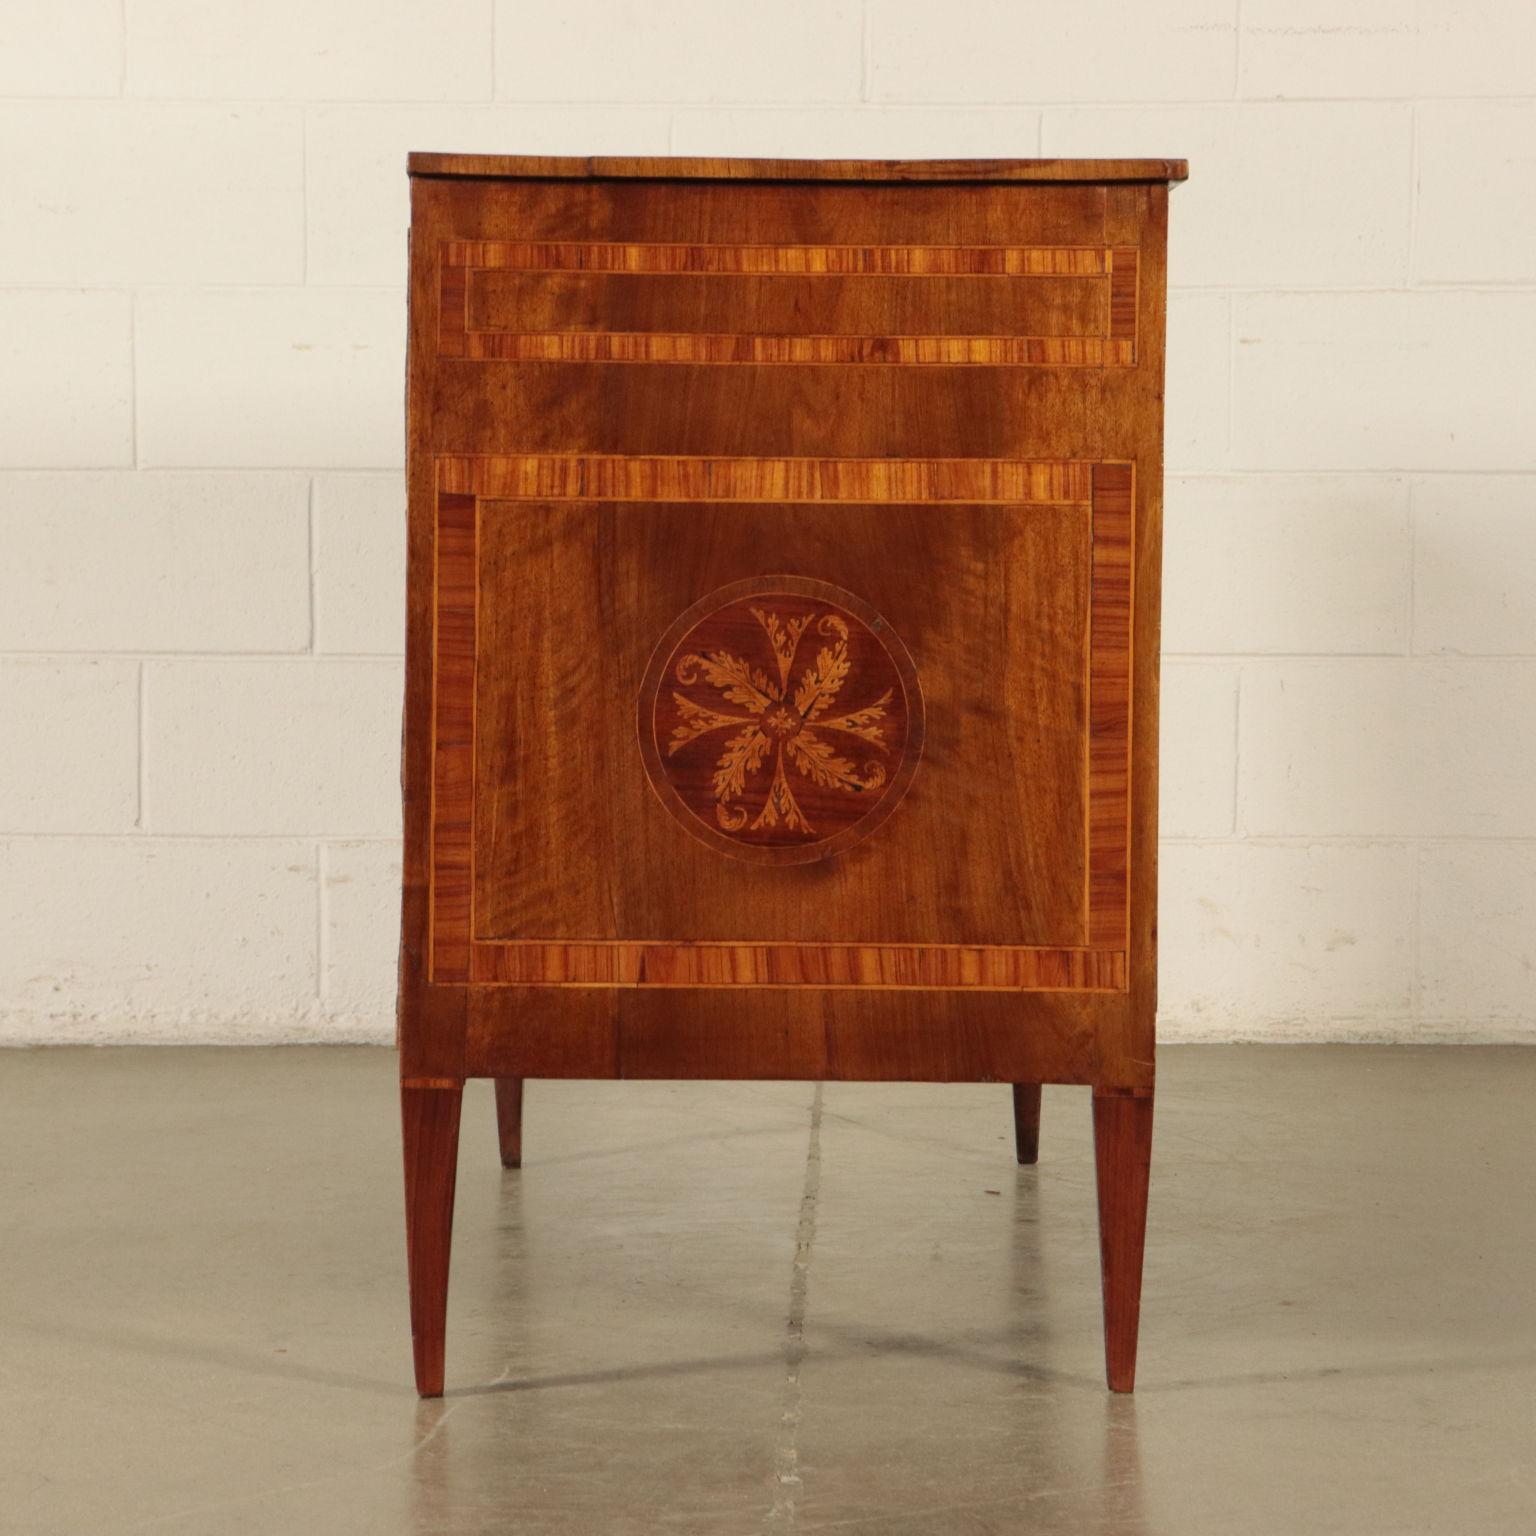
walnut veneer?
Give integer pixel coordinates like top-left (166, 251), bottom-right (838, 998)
top-left (399, 154), bottom-right (1187, 1397)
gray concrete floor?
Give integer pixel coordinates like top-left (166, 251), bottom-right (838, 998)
top-left (2, 1047), bottom-right (1533, 1535)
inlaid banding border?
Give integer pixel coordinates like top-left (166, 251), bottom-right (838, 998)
top-left (1088, 464), bottom-right (1133, 948)
top-left (437, 241), bottom-right (1139, 368)
top-left (444, 240), bottom-right (1116, 276)
top-left (470, 944), bottom-right (1125, 990)
top-left (428, 491), bottom-right (477, 984)
top-left (456, 333), bottom-right (1135, 366)
top-left (436, 454), bottom-right (1092, 506)
top-left (428, 454), bottom-right (1132, 990)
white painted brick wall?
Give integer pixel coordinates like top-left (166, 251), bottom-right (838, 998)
top-left (1414, 102), bottom-right (1536, 283)
top-left (499, 3), bottom-right (865, 105)
top-left (321, 841), bottom-right (405, 1024)
top-left (1160, 665), bottom-right (1238, 838)
top-left (868, 0), bottom-right (1237, 103)
top-left (0, 292), bottom-right (132, 467)
top-left (144, 660), bottom-right (403, 836)
top-left (312, 475), bottom-right (407, 655)
top-left (124, 0), bottom-right (495, 101)
top-left (0, 103), bottom-right (305, 286)
top-left (1231, 293), bottom-right (1536, 470)
top-left (0, 473), bottom-right (311, 651)
top-left (135, 290), bottom-right (404, 468)
top-left (3, 0), bottom-right (1533, 1043)
top-left (0, 839), bottom-right (321, 1042)
top-left (0, 1), bottom-right (121, 97)
top-left (0, 660), bottom-right (139, 832)
top-left (1413, 479), bottom-right (1536, 655)
top-left (1160, 842), bottom-right (1417, 1037)
top-left (1042, 104), bottom-right (1414, 288)
top-left (1240, 661), bottom-right (1536, 838)
top-left (1164, 476), bottom-right (1410, 655)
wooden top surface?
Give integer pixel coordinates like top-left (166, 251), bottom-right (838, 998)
top-left (407, 154), bottom-right (1189, 185)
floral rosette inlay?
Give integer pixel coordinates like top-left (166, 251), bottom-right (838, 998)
top-left (643, 582), bottom-right (921, 859)
top-left (670, 606), bottom-right (892, 835)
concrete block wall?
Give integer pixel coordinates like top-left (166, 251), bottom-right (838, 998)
top-left (2, 2), bottom-right (1533, 1043)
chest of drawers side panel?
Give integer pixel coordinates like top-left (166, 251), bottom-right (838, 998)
top-left (401, 172), bottom-right (1171, 1091)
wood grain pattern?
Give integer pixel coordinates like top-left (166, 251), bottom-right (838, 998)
top-left (464, 987), bottom-right (1111, 1085)
top-left (401, 159), bottom-right (1181, 1396)
top-left (454, 331), bottom-right (1136, 367)
top-left (1108, 247), bottom-right (1139, 353)
top-left (436, 453), bottom-right (1091, 504)
top-left (640, 576), bottom-right (923, 863)
top-left (402, 1081), bottom-right (462, 1397)
top-left (1012, 1082), bottom-right (1043, 1165)
top-left (466, 270), bottom-right (1111, 347)
top-left (408, 153), bottom-right (1189, 184)
top-left (446, 239), bottom-right (1115, 274)
top-left (1088, 463), bottom-right (1134, 949)
top-left (1093, 1087), bottom-right (1154, 1393)
top-left (493, 1077), bottom-right (523, 1169)
top-left (1107, 181), bottom-right (1168, 1092)
top-left (426, 467), bottom-right (1132, 988)
top-left (470, 501), bottom-right (1093, 971)
top-left (439, 238), bottom-right (1137, 368)
top-left (428, 491), bottom-right (476, 983)
top-left (468, 943), bottom-right (1125, 990)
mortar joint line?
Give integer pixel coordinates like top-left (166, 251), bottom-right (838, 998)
top-left (1230, 664), bottom-right (1242, 835)
top-left (128, 288), bottom-right (139, 470)
top-left (135, 660), bottom-right (147, 831)
top-left (315, 841), bottom-right (328, 1011)
top-left (1405, 478), bottom-right (1420, 656)
top-left (306, 477), bottom-right (318, 654)
top-left (1407, 98), bottom-right (1421, 286)
top-left (1232, 0), bottom-right (1244, 99)
top-left (860, 1), bottom-right (872, 103)
top-left (300, 109), bottom-right (309, 284)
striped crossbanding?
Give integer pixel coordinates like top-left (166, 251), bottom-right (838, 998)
top-left (437, 240), bottom-right (1139, 367)
top-left (436, 454), bottom-right (1092, 506)
top-left (428, 454), bottom-right (1133, 990)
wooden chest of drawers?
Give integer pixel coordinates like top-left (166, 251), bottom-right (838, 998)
top-left (399, 154), bottom-right (1187, 1396)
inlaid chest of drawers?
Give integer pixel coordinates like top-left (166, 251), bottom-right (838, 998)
top-left (399, 154), bottom-right (1187, 1397)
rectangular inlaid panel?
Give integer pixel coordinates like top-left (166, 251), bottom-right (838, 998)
top-left (438, 240), bottom-right (1139, 367)
top-left (402, 161), bottom-right (1178, 1109)
top-left (428, 455), bottom-right (1133, 989)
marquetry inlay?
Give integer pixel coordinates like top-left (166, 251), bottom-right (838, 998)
top-left (437, 241), bottom-right (1140, 367)
top-left (401, 157), bottom-right (1186, 1401)
top-left (426, 454), bottom-right (1132, 989)
top-left (639, 578), bottom-right (924, 864)
top-left (435, 454), bottom-right (1092, 505)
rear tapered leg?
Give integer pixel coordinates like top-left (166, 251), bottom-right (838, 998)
top-left (1092, 1087), bottom-right (1154, 1393)
top-left (494, 1077), bottom-right (524, 1168)
top-left (1011, 1083), bottom-right (1042, 1164)
top-left (402, 1081), bottom-right (463, 1397)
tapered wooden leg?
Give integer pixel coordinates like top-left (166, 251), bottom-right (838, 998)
top-left (1011, 1082), bottom-right (1042, 1164)
top-left (402, 1081), bottom-right (463, 1398)
top-left (494, 1077), bottom-right (524, 1169)
top-left (1092, 1087), bottom-right (1154, 1393)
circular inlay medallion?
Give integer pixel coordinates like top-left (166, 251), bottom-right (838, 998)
top-left (638, 577), bottom-right (924, 864)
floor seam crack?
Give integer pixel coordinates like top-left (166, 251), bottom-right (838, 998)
top-left (767, 1081), bottom-right (824, 1530)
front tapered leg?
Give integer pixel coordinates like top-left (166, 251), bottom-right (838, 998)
top-left (1011, 1083), bottom-right (1042, 1164)
top-left (402, 1081), bottom-right (463, 1397)
top-left (494, 1078), bottom-right (524, 1168)
top-left (1092, 1087), bottom-right (1154, 1393)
